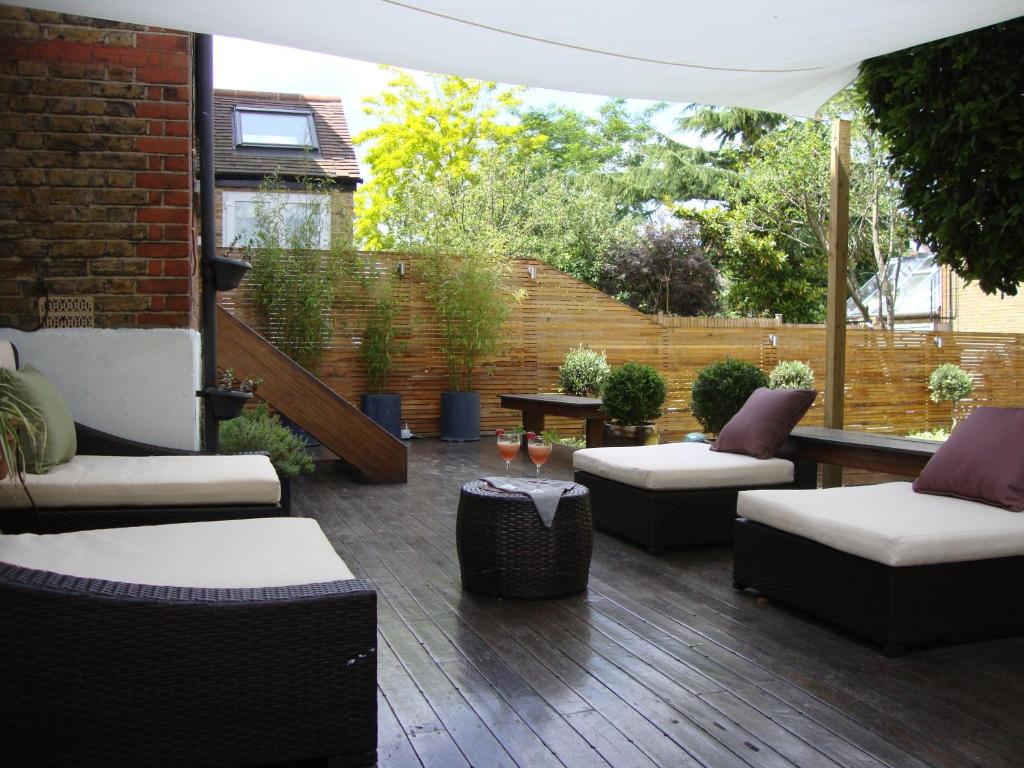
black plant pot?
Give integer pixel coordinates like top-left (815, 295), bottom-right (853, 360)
top-left (440, 391), bottom-right (480, 442)
top-left (204, 387), bottom-right (252, 421)
top-left (208, 255), bottom-right (251, 292)
top-left (361, 393), bottom-right (402, 439)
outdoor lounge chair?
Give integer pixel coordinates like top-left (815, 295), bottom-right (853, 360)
top-left (0, 341), bottom-right (289, 533)
top-left (574, 441), bottom-right (817, 552)
top-left (0, 516), bottom-right (378, 766)
top-left (732, 482), bottom-right (1024, 655)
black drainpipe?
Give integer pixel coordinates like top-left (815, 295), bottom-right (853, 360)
top-left (195, 33), bottom-right (218, 452)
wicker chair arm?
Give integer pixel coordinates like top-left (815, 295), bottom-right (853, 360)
top-left (75, 421), bottom-right (200, 456)
top-left (0, 561), bottom-right (377, 766)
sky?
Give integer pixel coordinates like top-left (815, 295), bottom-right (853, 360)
top-left (213, 35), bottom-right (704, 174)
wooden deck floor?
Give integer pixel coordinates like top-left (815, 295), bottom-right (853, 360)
top-left (293, 440), bottom-right (1024, 768)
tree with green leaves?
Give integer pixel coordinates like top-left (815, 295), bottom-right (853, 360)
top-left (684, 90), bottom-right (912, 326)
top-left (353, 69), bottom-right (535, 250)
top-left (859, 18), bottom-right (1024, 295)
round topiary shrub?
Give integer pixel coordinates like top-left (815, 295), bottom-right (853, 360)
top-left (557, 345), bottom-right (611, 396)
top-left (689, 358), bottom-right (768, 435)
top-left (928, 363), bottom-right (973, 428)
top-left (768, 360), bottom-right (814, 390)
top-left (601, 362), bottom-right (667, 425)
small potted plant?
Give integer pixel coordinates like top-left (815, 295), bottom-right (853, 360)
top-left (600, 362), bottom-right (667, 446)
top-left (557, 345), bottom-right (610, 397)
top-left (928, 363), bottom-right (973, 429)
top-left (689, 358), bottom-right (768, 436)
top-left (204, 367), bottom-right (261, 421)
top-left (768, 360), bottom-right (815, 390)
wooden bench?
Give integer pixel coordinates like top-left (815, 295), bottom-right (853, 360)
top-left (784, 426), bottom-right (940, 478)
top-left (499, 393), bottom-right (608, 447)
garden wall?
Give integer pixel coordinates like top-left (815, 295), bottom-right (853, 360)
top-left (220, 250), bottom-right (1024, 441)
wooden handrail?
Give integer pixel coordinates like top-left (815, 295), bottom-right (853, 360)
top-left (217, 305), bottom-right (407, 483)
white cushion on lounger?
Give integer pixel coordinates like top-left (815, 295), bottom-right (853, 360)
top-left (573, 441), bottom-right (794, 491)
top-left (0, 517), bottom-right (354, 588)
top-left (0, 454), bottom-right (280, 510)
top-left (738, 481), bottom-right (1024, 567)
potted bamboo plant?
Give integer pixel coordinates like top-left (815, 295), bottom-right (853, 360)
top-left (358, 258), bottom-right (403, 438)
top-left (420, 248), bottom-right (518, 441)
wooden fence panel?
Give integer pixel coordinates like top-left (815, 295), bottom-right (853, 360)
top-left (219, 250), bottom-right (1024, 441)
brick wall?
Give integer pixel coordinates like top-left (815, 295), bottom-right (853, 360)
top-left (944, 267), bottom-right (1024, 333)
top-left (0, 6), bottom-right (195, 329)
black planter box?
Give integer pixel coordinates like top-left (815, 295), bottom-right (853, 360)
top-left (440, 391), bottom-right (480, 442)
top-left (208, 255), bottom-right (251, 292)
top-left (361, 393), bottom-right (402, 438)
top-left (203, 387), bottom-right (252, 420)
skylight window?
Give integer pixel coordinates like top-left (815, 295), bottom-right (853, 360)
top-left (234, 107), bottom-right (318, 150)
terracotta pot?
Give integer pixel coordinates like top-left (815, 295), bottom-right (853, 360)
top-left (602, 422), bottom-right (659, 447)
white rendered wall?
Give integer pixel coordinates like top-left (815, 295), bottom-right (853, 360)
top-left (0, 328), bottom-right (201, 451)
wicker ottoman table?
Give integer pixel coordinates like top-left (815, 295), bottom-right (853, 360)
top-left (456, 480), bottom-right (593, 598)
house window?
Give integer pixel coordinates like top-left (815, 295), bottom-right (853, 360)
top-left (222, 190), bottom-right (332, 249)
top-left (233, 107), bottom-right (319, 150)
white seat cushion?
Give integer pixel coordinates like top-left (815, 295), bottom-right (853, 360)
top-left (0, 454), bottom-right (280, 510)
top-left (573, 442), bottom-right (794, 491)
top-left (738, 482), bottom-right (1024, 567)
top-left (0, 517), bottom-right (354, 588)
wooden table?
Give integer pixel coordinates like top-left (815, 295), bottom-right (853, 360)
top-left (784, 426), bottom-right (940, 477)
top-left (499, 394), bottom-right (607, 448)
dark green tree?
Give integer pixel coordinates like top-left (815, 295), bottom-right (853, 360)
top-left (859, 18), bottom-right (1024, 294)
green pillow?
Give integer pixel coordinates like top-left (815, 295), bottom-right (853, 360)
top-left (0, 365), bottom-right (76, 473)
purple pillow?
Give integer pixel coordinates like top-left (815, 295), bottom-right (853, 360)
top-left (913, 408), bottom-right (1024, 511)
top-left (710, 387), bottom-right (817, 460)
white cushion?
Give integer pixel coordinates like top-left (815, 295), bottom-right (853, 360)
top-left (0, 340), bottom-right (15, 370)
top-left (738, 482), bottom-right (1024, 567)
top-left (0, 517), bottom-right (354, 588)
top-left (573, 442), bottom-right (794, 491)
top-left (0, 454), bottom-right (280, 510)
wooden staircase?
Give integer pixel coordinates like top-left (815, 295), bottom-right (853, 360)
top-left (217, 305), bottom-right (407, 483)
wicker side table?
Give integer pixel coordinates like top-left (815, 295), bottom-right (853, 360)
top-left (456, 480), bottom-right (593, 598)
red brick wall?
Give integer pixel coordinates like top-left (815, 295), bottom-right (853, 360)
top-left (0, 7), bottom-right (196, 329)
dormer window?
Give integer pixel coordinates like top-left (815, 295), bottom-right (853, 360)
top-left (233, 107), bottom-right (319, 150)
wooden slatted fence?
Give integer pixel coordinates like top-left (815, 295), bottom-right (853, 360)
top-left (219, 250), bottom-right (1024, 441)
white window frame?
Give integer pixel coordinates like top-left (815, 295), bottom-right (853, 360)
top-left (233, 106), bottom-right (319, 150)
top-left (222, 189), bottom-right (332, 249)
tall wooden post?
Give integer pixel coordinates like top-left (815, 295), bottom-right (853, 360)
top-left (823, 118), bottom-right (850, 488)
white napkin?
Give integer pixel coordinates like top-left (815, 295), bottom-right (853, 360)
top-left (481, 477), bottom-right (576, 528)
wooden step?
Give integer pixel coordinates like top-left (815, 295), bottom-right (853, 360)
top-left (217, 305), bottom-right (407, 483)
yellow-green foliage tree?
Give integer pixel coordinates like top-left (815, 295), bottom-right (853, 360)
top-left (354, 69), bottom-right (534, 250)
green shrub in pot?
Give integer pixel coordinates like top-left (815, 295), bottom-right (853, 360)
top-left (689, 358), bottom-right (768, 435)
top-left (768, 360), bottom-right (814, 390)
top-left (218, 404), bottom-right (314, 477)
top-left (557, 345), bottom-right (610, 396)
top-left (602, 362), bottom-right (667, 425)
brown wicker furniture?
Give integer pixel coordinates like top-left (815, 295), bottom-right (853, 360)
top-left (734, 518), bottom-right (1024, 656)
top-left (733, 482), bottom-right (1024, 655)
top-left (1, 421), bottom-right (290, 533)
top-left (573, 444), bottom-right (817, 553)
top-left (457, 479), bottom-right (593, 598)
top-left (0, 542), bottom-right (377, 766)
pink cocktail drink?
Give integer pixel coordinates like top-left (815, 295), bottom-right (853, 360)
top-left (527, 437), bottom-right (553, 478)
top-left (496, 429), bottom-right (521, 484)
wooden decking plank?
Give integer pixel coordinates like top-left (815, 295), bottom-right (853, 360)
top-left (289, 440), bottom-right (1024, 768)
top-left (377, 688), bottom-right (427, 768)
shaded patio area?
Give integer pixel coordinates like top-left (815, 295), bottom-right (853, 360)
top-left (296, 441), bottom-right (1024, 768)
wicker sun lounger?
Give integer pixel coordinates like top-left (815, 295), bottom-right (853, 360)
top-left (0, 517), bottom-right (378, 766)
